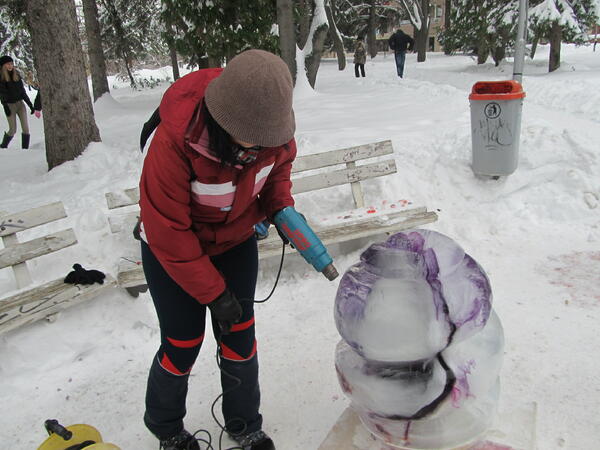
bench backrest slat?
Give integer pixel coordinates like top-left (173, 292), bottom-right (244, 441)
top-left (0, 202), bottom-right (67, 237)
top-left (0, 229), bottom-right (77, 269)
top-left (291, 160), bottom-right (396, 195)
top-left (291, 140), bottom-right (393, 173)
top-left (106, 188), bottom-right (140, 210)
top-left (104, 141), bottom-right (396, 210)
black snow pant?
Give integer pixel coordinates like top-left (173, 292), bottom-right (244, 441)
top-left (141, 237), bottom-right (262, 440)
top-left (354, 63), bottom-right (365, 77)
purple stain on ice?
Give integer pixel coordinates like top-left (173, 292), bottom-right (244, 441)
top-left (451, 359), bottom-right (476, 407)
top-left (335, 266), bottom-right (380, 322)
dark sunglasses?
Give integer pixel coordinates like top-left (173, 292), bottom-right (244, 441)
top-left (233, 143), bottom-right (263, 152)
top-left (233, 143), bottom-right (263, 164)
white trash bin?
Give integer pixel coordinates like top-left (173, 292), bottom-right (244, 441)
top-left (469, 80), bottom-right (526, 177)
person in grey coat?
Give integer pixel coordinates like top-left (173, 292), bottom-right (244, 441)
top-left (354, 38), bottom-right (367, 78)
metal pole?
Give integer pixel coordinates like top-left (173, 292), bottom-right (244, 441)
top-left (513, 0), bottom-right (528, 83)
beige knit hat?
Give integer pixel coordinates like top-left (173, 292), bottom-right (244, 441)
top-left (205, 49), bottom-right (295, 147)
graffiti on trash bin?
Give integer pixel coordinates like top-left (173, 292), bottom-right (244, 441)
top-left (478, 102), bottom-right (513, 150)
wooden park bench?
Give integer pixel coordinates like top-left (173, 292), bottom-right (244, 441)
top-left (105, 140), bottom-right (438, 294)
top-left (0, 202), bottom-right (115, 335)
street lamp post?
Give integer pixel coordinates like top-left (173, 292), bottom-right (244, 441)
top-left (513, 0), bottom-right (529, 83)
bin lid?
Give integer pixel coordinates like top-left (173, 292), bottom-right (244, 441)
top-left (469, 80), bottom-right (526, 100)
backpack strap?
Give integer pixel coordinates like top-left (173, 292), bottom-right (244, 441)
top-left (140, 106), bottom-right (161, 152)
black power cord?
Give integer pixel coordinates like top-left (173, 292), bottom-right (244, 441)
top-left (186, 241), bottom-right (287, 450)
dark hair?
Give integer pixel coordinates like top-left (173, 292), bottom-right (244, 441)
top-left (201, 100), bottom-right (236, 166)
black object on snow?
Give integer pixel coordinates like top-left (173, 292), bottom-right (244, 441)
top-left (64, 263), bottom-right (106, 285)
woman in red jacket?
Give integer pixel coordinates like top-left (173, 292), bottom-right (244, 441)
top-left (139, 50), bottom-right (296, 450)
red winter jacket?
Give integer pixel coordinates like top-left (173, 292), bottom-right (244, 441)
top-left (139, 69), bottom-right (296, 304)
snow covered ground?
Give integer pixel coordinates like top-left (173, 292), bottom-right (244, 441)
top-left (1, 44), bottom-right (599, 449)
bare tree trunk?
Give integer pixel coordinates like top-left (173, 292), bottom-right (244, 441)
top-left (476, 35), bottom-right (489, 64)
top-left (325, 2), bottom-right (346, 70)
top-left (415, 0), bottom-right (429, 62)
top-left (492, 46), bottom-right (505, 66)
top-left (169, 41), bottom-right (180, 81)
top-left (444, 0), bottom-right (452, 55)
top-left (101, 0), bottom-right (135, 86)
top-left (366, 0), bottom-right (378, 58)
top-left (165, 22), bottom-right (180, 81)
top-left (121, 49), bottom-right (136, 87)
top-left (549, 21), bottom-right (561, 72)
top-left (530, 34), bottom-right (539, 59)
top-left (277, 0), bottom-right (297, 82)
top-left (306, 23), bottom-right (329, 88)
top-left (25, 0), bottom-right (100, 170)
top-left (81, 0), bottom-right (109, 101)
top-left (297, 0), bottom-right (312, 49)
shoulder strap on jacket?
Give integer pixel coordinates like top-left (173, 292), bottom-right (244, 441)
top-left (140, 107), bottom-right (161, 152)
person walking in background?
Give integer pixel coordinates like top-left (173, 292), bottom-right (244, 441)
top-left (0, 55), bottom-right (35, 149)
top-left (354, 37), bottom-right (366, 78)
top-left (388, 29), bottom-right (414, 78)
top-left (139, 49), bottom-right (296, 450)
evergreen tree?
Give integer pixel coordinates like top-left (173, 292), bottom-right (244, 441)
top-left (161, 0), bottom-right (279, 68)
top-left (98, 0), bottom-right (163, 86)
top-left (0, 1), bottom-right (34, 74)
top-left (529, 0), bottom-right (596, 71)
top-left (82, 0), bottom-right (110, 101)
top-left (439, 0), bottom-right (518, 66)
top-left (334, 0), bottom-right (403, 48)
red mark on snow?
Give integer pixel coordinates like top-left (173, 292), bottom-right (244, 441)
top-left (537, 251), bottom-right (600, 306)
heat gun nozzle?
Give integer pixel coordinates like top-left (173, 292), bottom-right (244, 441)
top-left (322, 263), bottom-right (339, 281)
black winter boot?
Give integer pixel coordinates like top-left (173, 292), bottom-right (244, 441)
top-left (0, 133), bottom-right (13, 148)
top-left (230, 430), bottom-right (275, 450)
top-left (159, 429), bottom-right (200, 450)
top-left (22, 133), bottom-right (30, 149)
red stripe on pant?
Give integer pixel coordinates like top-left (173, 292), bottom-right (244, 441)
top-left (159, 353), bottom-right (191, 376)
top-left (221, 339), bottom-right (257, 361)
top-left (167, 334), bottom-right (205, 348)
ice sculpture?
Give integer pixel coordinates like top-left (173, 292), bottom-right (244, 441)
top-left (334, 229), bottom-right (504, 449)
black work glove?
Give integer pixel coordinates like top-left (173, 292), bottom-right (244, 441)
top-left (207, 289), bottom-right (242, 335)
top-left (3, 103), bottom-right (10, 117)
top-left (132, 216), bottom-right (142, 241)
top-left (64, 263), bottom-right (106, 285)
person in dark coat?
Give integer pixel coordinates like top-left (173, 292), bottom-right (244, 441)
top-left (388, 29), bottom-right (415, 78)
top-left (354, 37), bottom-right (367, 78)
top-left (139, 49), bottom-right (296, 450)
top-left (0, 55), bottom-right (35, 149)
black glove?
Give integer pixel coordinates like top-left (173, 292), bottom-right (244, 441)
top-left (207, 289), bottom-right (242, 335)
top-left (64, 263), bottom-right (106, 285)
top-left (132, 216), bottom-right (142, 241)
top-left (3, 103), bottom-right (10, 117)
top-left (30, 107), bottom-right (35, 115)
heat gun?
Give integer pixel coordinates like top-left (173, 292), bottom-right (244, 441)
top-left (273, 207), bottom-right (339, 281)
